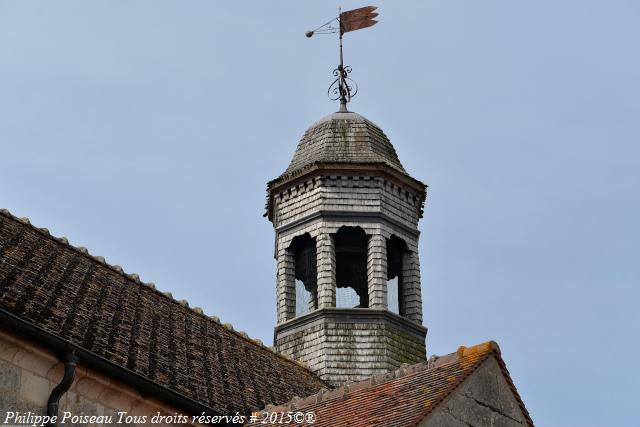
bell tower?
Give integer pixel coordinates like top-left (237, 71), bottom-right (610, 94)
top-left (266, 110), bottom-right (428, 386)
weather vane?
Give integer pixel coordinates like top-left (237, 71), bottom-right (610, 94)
top-left (306, 6), bottom-right (379, 111)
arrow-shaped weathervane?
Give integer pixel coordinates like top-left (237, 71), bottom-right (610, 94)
top-left (306, 6), bottom-right (379, 110)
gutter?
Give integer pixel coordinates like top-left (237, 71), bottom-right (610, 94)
top-left (0, 307), bottom-right (228, 426)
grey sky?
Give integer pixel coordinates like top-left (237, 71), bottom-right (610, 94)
top-left (1, 1), bottom-right (638, 425)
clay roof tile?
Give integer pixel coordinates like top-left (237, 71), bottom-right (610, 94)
top-left (0, 208), bottom-right (327, 415)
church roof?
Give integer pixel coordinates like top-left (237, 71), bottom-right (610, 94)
top-left (0, 208), bottom-right (533, 425)
top-left (0, 209), bottom-right (326, 416)
top-left (282, 111), bottom-right (406, 179)
top-left (248, 341), bottom-right (534, 427)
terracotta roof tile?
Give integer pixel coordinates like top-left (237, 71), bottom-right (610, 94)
top-left (0, 209), bottom-right (327, 415)
top-left (247, 341), bottom-right (533, 427)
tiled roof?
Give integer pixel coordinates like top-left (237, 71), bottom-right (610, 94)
top-left (282, 111), bottom-right (406, 179)
top-left (248, 341), bottom-right (533, 427)
top-left (0, 209), bottom-right (327, 415)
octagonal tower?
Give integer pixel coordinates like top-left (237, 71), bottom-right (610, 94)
top-left (266, 110), bottom-right (427, 386)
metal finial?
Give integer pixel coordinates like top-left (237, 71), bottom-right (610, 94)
top-left (328, 63), bottom-right (358, 109)
top-left (305, 6), bottom-right (379, 109)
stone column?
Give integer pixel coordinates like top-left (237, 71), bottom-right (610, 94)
top-left (402, 251), bottom-right (423, 324)
top-left (367, 233), bottom-right (387, 309)
top-left (276, 248), bottom-right (296, 323)
top-left (316, 233), bottom-right (336, 308)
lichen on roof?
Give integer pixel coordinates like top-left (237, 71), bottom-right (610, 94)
top-left (283, 111), bottom-right (406, 178)
top-left (0, 208), bottom-right (326, 415)
top-left (248, 340), bottom-right (533, 427)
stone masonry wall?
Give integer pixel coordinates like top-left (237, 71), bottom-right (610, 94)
top-left (0, 329), bottom-right (196, 427)
top-left (419, 357), bottom-right (529, 427)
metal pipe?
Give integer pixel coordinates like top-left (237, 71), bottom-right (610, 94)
top-left (46, 352), bottom-right (79, 427)
top-left (338, 6), bottom-right (348, 110)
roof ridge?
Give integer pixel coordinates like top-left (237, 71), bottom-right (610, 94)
top-left (408, 342), bottom-right (500, 427)
top-left (256, 341), bottom-right (500, 415)
top-left (490, 347), bottom-right (535, 427)
top-left (0, 207), bottom-right (315, 375)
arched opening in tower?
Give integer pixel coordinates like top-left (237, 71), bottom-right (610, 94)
top-left (387, 235), bottom-right (407, 316)
top-left (334, 226), bottom-right (369, 308)
top-left (290, 233), bottom-right (317, 317)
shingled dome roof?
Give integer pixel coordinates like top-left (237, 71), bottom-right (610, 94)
top-left (283, 111), bottom-right (406, 177)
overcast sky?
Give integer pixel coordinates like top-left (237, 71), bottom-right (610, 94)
top-left (1, 1), bottom-right (639, 425)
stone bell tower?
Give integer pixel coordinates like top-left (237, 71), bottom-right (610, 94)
top-left (266, 108), bottom-right (428, 386)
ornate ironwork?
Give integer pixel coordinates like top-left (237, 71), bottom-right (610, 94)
top-left (306, 6), bottom-right (378, 109)
top-left (305, 21), bottom-right (339, 37)
top-left (328, 65), bottom-right (358, 104)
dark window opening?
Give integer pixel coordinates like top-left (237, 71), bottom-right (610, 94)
top-left (290, 234), bottom-right (317, 317)
top-left (387, 235), bottom-right (407, 315)
top-left (334, 227), bottom-right (369, 308)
